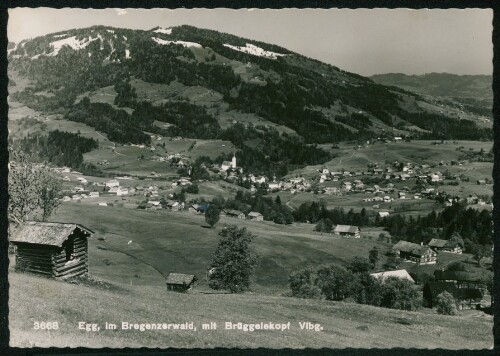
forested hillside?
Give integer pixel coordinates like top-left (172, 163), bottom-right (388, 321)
top-left (8, 25), bottom-right (492, 176)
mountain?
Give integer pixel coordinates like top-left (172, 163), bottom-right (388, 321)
top-left (370, 73), bottom-right (492, 100)
top-left (8, 25), bottom-right (492, 175)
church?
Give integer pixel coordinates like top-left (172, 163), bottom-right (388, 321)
top-left (221, 154), bottom-right (237, 172)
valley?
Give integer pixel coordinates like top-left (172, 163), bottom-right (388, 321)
top-left (7, 23), bottom-right (494, 349)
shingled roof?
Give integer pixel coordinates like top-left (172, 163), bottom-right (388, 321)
top-left (334, 225), bottom-right (359, 234)
top-left (428, 238), bottom-right (448, 248)
top-left (10, 221), bottom-right (93, 247)
top-left (166, 273), bottom-right (196, 286)
top-left (393, 240), bottom-right (433, 256)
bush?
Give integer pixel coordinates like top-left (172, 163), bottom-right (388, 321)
top-left (379, 277), bottom-right (422, 311)
top-left (436, 291), bottom-right (457, 315)
top-left (288, 267), bottom-right (323, 299)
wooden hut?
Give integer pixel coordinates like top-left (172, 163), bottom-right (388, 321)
top-left (166, 273), bottom-right (196, 292)
top-left (10, 221), bottom-right (93, 279)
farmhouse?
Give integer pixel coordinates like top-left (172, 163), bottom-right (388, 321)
top-left (370, 269), bottom-right (414, 283)
top-left (166, 273), bottom-right (196, 292)
top-left (196, 204), bottom-right (210, 214)
top-left (333, 225), bottom-right (360, 238)
top-left (188, 204), bottom-right (199, 213)
top-left (392, 241), bottom-right (437, 265)
top-left (224, 209), bottom-right (245, 219)
top-left (9, 222), bottom-right (93, 279)
top-left (427, 238), bottom-right (463, 254)
top-left (378, 211), bottom-right (390, 218)
top-left (106, 179), bottom-right (120, 188)
top-left (247, 212), bottom-right (264, 221)
top-left (423, 281), bottom-right (484, 310)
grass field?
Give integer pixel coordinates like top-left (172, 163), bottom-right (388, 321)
top-left (50, 203), bottom-right (397, 293)
top-left (9, 272), bottom-right (493, 349)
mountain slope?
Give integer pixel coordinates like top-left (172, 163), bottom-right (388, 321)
top-left (7, 26), bottom-right (493, 176)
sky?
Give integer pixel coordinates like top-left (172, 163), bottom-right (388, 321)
top-left (7, 8), bottom-right (493, 76)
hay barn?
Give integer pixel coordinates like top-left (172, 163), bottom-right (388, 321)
top-left (166, 273), bottom-right (196, 292)
top-left (10, 222), bottom-right (93, 279)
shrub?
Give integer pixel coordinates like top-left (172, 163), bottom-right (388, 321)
top-left (436, 291), bottom-right (457, 315)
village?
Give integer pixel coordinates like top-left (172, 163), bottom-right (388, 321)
top-left (7, 136), bottom-right (484, 314)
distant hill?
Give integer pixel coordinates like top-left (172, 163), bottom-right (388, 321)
top-left (370, 73), bottom-right (492, 101)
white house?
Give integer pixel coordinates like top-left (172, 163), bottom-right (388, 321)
top-left (116, 187), bottom-right (129, 196)
top-left (106, 179), bottom-right (120, 188)
top-left (89, 192), bottom-right (100, 198)
top-left (247, 212), bottom-right (264, 221)
top-left (378, 211), bottom-right (390, 218)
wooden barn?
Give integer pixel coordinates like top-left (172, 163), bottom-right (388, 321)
top-left (166, 273), bottom-right (196, 292)
top-left (10, 221), bottom-right (93, 279)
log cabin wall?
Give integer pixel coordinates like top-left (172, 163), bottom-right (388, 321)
top-left (52, 231), bottom-right (88, 279)
top-left (15, 244), bottom-right (55, 276)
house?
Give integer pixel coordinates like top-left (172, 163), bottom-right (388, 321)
top-left (423, 281), bottom-right (484, 310)
top-left (428, 238), bottom-right (463, 254)
top-left (477, 179), bottom-right (486, 185)
top-left (116, 187), bottom-right (129, 196)
top-left (333, 225), bottom-right (360, 238)
top-left (392, 241), bottom-right (437, 265)
top-left (62, 196), bottom-right (71, 202)
top-left (166, 273), bottom-right (196, 292)
top-left (196, 204), bottom-right (210, 214)
top-left (378, 211), bottom-right (390, 218)
top-left (188, 204), bottom-right (200, 213)
top-left (224, 210), bottom-right (245, 219)
top-left (98, 202), bottom-right (107, 206)
top-left (105, 179), bottom-right (120, 188)
top-left (247, 212), bottom-right (264, 221)
top-left (109, 186), bottom-right (120, 194)
top-left (370, 269), bottom-right (414, 283)
top-left (146, 200), bottom-right (161, 210)
top-left (89, 192), bottom-right (99, 198)
top-left (166, 201), bottom-right (183, 211)
top-left (9, 222), bottom-right (93, 279)
top-left (77, 177), bottom-right (88, 184)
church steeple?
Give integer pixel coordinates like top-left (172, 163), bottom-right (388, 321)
top-left (231, 153), bottom-right (237, 168)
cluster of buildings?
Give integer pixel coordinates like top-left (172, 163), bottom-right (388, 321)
top-left (392, 237), bottom-right (464, 266)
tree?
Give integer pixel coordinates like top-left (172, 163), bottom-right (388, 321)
top-left (347, 257), bottom-right (372, 274)
top-left (379, 277), bottom-right (422, 311)
top-left (314, 218), bottom-right (333, 233)
top-left (436, 291), bottom-right (457, 315)
top-left (8, 149), bottom-right (62, 227)
top-left (288, 267), bottom-right (322, 299)
top-left (315, 264), bottom-right (359, 301)
top-left (205, 205), bottom-right (220, 228)
top-left (208, 225), bottom-right (257, 293)
top-left (446, 261), bottom-right (468, 272)
top-left (275, 195), bottom-right (282, 205)
top-left (368, 247), bottom-right (380, 270)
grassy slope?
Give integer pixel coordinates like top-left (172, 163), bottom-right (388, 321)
top-left (9, 272), bottom-right (493, 349)
top-left (51, 203), bottom-right (394, 293)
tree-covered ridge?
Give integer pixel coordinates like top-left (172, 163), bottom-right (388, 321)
top-left (8, 25), bottom-right (492, 143)
top-left (14, 130), bottom-right (99, 168)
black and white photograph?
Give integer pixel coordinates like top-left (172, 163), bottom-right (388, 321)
top-left (6, 7), bottom-right (494, 349)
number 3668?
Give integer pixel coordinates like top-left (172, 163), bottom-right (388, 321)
top-left (33, 321), bottom-right (59, 330)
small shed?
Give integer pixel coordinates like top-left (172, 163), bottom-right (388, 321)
top-left (166, 273), bottom-right (196, 292)
top-left (10, 221), bottom-right (93, 279)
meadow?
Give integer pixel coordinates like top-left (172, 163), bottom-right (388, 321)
top-left (9, 272), bottom-right (493, 349)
